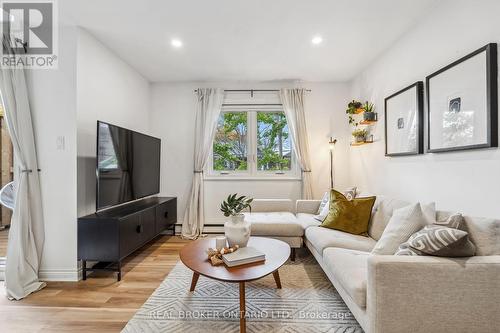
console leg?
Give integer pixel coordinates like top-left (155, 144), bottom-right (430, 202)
top-left (117, 261), bottom-right (122, 281)
top-left (290, 248), bottom-right (296, 262)
top-left (82, 260), bottom-right (87, 280)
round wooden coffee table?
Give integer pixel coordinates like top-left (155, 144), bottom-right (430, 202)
top-left (180, 236), bottom-right (290, 333)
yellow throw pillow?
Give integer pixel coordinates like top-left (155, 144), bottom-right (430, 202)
top-left (321, 189), bottom-right (376, 235)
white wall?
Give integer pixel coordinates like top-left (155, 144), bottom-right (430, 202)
top-left (76, 28), bottom-right (151, 216)
top-left (9, 27), bottom-right (152, 282)
top-left (150, 81), bottom-right (350, 229)
top-left (349, 0), bottom-right (500, 218)
top-left (25, 25), bottom-right (79, 280)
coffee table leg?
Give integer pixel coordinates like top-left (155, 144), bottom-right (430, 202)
top-left (273, 270), bottom-right (282, 289)
top-left (190, 272), bottom-right (200, 292)
top-left (239, 282), bottom-right (246, 333)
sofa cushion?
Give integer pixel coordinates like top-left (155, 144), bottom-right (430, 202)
top-left (372, 203), bottom-right (434, 255)
top-left (323, 248), bottom-right (369, 308)
top-left (305, 226), bottom-right (376, 253)
top-left (296, 213), bottom-right (321, 229)
top-left (244, 212), bottom-right (303, 237)
top-left (368, 196), bottom-right (410, 240)
top-left (406, 225), bottom-right (476, 257)
top-left (313, 187), bottom-right (358, 222)
top-left (437, 211), bottom-right (500, 256)
top-left (321, 189), bottom-right (376, 235)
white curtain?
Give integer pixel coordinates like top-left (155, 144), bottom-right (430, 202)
top-left (182, 88), bottom-right (224, 239)
top-left (280, 88), bottom-right (313, 199)
top-left (1, 35), bottom-right (45, 299)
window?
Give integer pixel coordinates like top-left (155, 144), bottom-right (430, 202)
top-left (213, 112), bottom-right (248, 172)
top-left (209, 109), bottom-right (298, 179)
top-left (257, 112), bottom-right (291, 172)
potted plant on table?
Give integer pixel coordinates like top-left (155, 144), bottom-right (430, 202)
top-left (352, 128), bottom-right (368, 143)
top-left (221, 194), bottom-right (253, 247)
top-left (362, 101), bottom-right (377, 122)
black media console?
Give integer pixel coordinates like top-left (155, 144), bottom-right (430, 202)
top-left (78, 197), bottom-right (177, 281)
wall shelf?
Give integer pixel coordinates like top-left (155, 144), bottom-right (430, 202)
top-left (359, 119), bottom-right (377, 125)
top-left (350, 141), bottom-right (374, 146)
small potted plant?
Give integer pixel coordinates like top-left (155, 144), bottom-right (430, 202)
top-left (362, 101), bottom-right (377, 122)
top-left (346, 100), bottom-right (363, 126)
top-left (352, 128), bottom-right (368, 143)
top-left (221, 194), bottom-right (253, 247)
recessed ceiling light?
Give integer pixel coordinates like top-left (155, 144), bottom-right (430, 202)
top-left (311, 36), bottom-right (323, 45)
top-left (171, 38), bottom-right (183, 48)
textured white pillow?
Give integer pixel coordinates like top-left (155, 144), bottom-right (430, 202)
top-left (315, 191), bottom-right (329, 215)
top-left (371, 202), bottom-right (435, 255)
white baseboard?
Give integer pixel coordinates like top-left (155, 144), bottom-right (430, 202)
top-left (39, 268), bottom-right (81, 282)
top-left (0, 259), bottom-right (80, 282)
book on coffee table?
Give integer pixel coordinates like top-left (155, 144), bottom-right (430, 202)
top-left (222, 246), bottom-right (266, 267)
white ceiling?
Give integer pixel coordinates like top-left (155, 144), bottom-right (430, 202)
top-left (61, 0), bottom-right (439, 82)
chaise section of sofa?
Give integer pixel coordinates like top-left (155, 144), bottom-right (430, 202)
top-left (243, 199), bottom-right (316, 260)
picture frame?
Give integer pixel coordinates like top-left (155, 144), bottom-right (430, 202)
top-left (384, 81), bottom-right (424, 156)
top-left (426, 43), bottom-right (498, 153)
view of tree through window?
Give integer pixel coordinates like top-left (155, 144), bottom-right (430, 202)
top-left (212, 111), bottom-right (292, 174)
top-left (257, 112), bottom-right (291, 171)
top-left (213, 112), bottom-right (248, 171)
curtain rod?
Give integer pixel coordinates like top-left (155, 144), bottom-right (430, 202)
top-left (193, 89), bottom-right (312, 93)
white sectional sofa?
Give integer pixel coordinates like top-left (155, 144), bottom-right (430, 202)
top-left (244, 196), bottom-right (500, 333)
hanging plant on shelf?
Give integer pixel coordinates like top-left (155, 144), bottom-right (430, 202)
top-left (346, 100), bottom-right (363, 127)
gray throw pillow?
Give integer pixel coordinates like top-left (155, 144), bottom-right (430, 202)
top-left (394, 241), bottom-right (424, 256)
top-left (405, 225), bottom-right (476, 257)
top-left (396, 213), bottom-right (472, 256)
top-left (434, 213), bottom-right (467, 231)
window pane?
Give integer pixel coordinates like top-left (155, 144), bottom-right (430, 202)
top-left (257, 112), bottom-right (292, 171)
top-left (213, 112), bottom-right (248, 171)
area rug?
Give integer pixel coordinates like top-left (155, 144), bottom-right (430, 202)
top-left (122, 250), bottom-right (363, 333)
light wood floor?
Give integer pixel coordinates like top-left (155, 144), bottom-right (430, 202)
top-left (0, 227), bottom-right (8, 257)
top-left (0, 235), bottom-right (190, 333)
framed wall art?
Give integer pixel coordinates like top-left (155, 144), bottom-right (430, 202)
top-left (384, 81), bottom-right (424, 156)
top-left (426, 43), bottom-right (498, 152)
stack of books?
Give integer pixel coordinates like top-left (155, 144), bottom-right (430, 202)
top-left (222, 247), bottom-right (266, 267)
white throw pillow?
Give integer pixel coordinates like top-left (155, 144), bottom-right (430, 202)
top-left (371, 202), bottom-right (435, 255)
top-left (315, 191), bottom-right (329, 215)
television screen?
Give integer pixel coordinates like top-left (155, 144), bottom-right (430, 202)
top-left (96, 121), bottom-right (161, 210)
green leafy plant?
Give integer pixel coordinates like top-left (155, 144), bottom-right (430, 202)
top-left (346, 100), bottom-right (363, 126)
top-left (352, 128), bottom-right (368, 139)
top-left (363, 101), bottom-right (375, 113)
top-left (220, 194), bottom-right (253, 217)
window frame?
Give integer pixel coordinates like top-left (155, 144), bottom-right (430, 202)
top-left (206, 105), bottom-right (300, 181)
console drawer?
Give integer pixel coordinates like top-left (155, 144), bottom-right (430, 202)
top-left (141, 206), bottom-right (156, 241)
top-left (119, 213), bottom-right (143, 258)
top-left (156, 199), bottom-right (177, 233)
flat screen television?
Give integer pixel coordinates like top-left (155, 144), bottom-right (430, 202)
top-left (96, 121), bottom-right (161, 210)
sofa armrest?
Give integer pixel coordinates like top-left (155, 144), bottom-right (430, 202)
top-left (367, 255), bottom-right (500, 333)
top-left (296, 200), bottom-right (321, 214)
top-left (247, 199), bottom-right (293, 213)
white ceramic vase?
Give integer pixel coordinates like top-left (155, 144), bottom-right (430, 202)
top-left (224, 214), bottom-right (251, 248)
